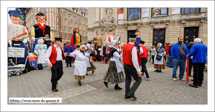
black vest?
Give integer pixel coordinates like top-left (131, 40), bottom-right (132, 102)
top-left (33, 24), bottom-right (50, 38)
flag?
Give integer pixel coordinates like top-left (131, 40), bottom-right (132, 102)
top-left (29, 57), bottom-right (37, 69)
top-left (186, 58), bottom-right (189, 84)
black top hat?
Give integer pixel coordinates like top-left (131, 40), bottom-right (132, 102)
top-left (55, 37), bottom-right (62, 42)
top-left (109, 30), bottom-right (112, 32)
top-left (35, 13), bottom-right (45, 17)
top-left (140, 40), bottom-right (145, 44)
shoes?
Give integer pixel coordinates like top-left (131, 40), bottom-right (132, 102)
top-left (179, 78), bottom-right (185, 81)
top-left (125, 95), bottom-right (132, 99)
top-left (154, 69), bottom-right (159, 72)
top-left (92, 71), bottom-right (94, 74)
top-left (189, 84), bottom-right (198, 88)
top-left (173, 78), bottom-right (177, 81)
top-left (104, 82), bottom-right (108, 88)
top-left (70, 65), bottom-right (72, 67)
top-left (78, 82), bottom-right (82, 86)
top-left (86, 73), bottom-right (88, 75)
top-left (145, 78), bottom-right (150, 81)
top-left (128, 94), bottom-right (137, 100)
top-left (52, 88), bottom-right (58, 92)
top-left (198, 84), bottom-right (202, 87)
top-left (114, 84), bottom-right (122, 90)
top-left (158, 70), bottom-right (162, 72)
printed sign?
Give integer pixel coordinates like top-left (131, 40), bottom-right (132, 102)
top-left (8, 47), bottom-right (25, 58)
top-left (142, 8), bottom-right (149, 17)
top-left (118, 8), bottom-right (124, 20)
top-left (172, 8), bottom-right (180, 15)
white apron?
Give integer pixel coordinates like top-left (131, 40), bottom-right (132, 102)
top-left (154, 49), bottom-right (166, 65)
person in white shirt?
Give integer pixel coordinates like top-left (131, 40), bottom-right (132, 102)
top-left (122, 36), bottom-right (143, 100)
top-left (103, 40), bottom-right (124, 90)
top-left (45, 37), bottom-right (66, 92)
top-left (66, 45), bottom-right (87, 86)
top-left (106, 30), bottom-right (115, 45)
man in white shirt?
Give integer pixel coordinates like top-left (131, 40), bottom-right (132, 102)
top-left (106, 30), bottom-right (115, 45)
top-left (122, 37), bottom-right (143, 100)
top-left (45, 37), bottom-right (66, 92)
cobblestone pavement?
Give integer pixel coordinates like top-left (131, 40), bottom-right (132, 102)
top-left (8, 61), bottom-right (207, 104)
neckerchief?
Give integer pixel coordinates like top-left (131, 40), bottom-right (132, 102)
top-left (66, 43), bottom-right (70, 48)
top-left (37, 23), bottom-right (46, 35)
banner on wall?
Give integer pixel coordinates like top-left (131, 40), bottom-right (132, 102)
top-left (172, 8), bottom-right (180, 14)
top-left (118, 8), bottom-right (124, 20)
top-left (152, 8), bottom-right (168, 17)
top-left (142, 8), bottom-right (149, 17)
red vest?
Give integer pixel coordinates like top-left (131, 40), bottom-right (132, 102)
top-left (49, 45), bottom-right (66, 64)
top-left (108, 36), bottom-right (115, 43)
top-left (140, 46), bottom-right (148, 59)
top-left (123, 44), bottom-right (141, 66)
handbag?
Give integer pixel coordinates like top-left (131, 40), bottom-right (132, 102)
top-left (156, 49), bottom-right (162, 60)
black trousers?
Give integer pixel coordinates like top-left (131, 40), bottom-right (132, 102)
top-left (66, 57), bottom-right (72, 67)
top-left (96, 46), bottom-right (101, 61)
top-left (193, 63), bottom-right (205, 85)
top-left (51, 61), bottom-right (63, 89)
top-left (141, 58), bottom-right (150, 78)
top-left (124, 64), bottom-right (142, 97)
top-left (151, 55), bottom-right (155, 64)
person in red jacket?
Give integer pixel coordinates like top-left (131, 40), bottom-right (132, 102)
top-left (139, 40), bottom-right (150, 80)
top-left (45, 37), bottom-right (66, 92)
top-left (123, 36), bottom-right (143, 100)
top-left (165, 43), bottom-right (170, 63)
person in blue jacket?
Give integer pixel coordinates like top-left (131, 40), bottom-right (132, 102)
top-left (171, 37), bottom-right (188, 81)
top-left (64, 41), bottom-right (75, 67)
top-left (188, 38), bottom-right (207, 88)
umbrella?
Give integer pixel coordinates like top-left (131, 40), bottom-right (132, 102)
top-left (186, 58), bottom-right (189, 84)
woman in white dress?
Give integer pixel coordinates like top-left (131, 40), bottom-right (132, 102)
top-left (154, 43), bottom-right (166, 72)
top-left (67, 45), bottom-right (87, 86)
top-left (34, 38), bottom-right (47, 70)
top-left (103, 40), bottom-right (124, 90)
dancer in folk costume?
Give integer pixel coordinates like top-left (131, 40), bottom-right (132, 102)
top-left (31, 13), bottom-right (53, 52)
top-left (85, 44), bottom-right (96, 75)
top-left (45, 37), bottom-right (66, 92)
top-left (67, 45), bottom-right (87, 86)
top-left (105, 30), bottom-right (115, 45)
top-left (154, 43), bottom-right (166, 72)
top-left (123, 36), bottom-right (142, 100)
top-left (103, 40), bottom-right (124, 90)
top-left (64, 41), bottom-right (75, 67)
top-left (34, 38), bottom-right (48, 70)
top-left (70, 28), bottom-right (82, 47)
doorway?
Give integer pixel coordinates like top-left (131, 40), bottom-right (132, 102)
top-left (152, 29), bottom-right (165, 47)
top-left (184, 27), bottom-right (199, 45)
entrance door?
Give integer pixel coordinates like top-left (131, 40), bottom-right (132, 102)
top-left (127, 30), bottom-right (137, 43)
top-left (184, 27), bottom-right (199, 45)
top-left (152, 29), bottom-right (165, 47)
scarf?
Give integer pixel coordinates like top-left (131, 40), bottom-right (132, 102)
top-left (66, 43), bottom-right (70, 48)
top-left (37, 23), bottom-right (46, 35)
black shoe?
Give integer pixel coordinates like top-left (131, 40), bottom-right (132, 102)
top-left (78, 82), bottom-right (82, 86)
top-left (70, 65), bottom-right (72, 67)
top-left (92, 71), bottom-right (94, 74)
top-left (52, 88), bottom-right (58, 92)
top-left (125, 95), bottom-right (132, 99)
top-left (104, 82), bottom-right (108, 88)
top-left (158, 70), bottom-right (162, 72)
top-left (128, 94), bottom-right (137, 100)
top-left (189, 84), bottom-right (198, 88)
top-left (154, 69), bottom-right (159, 72)
top-left (114, 84), bottom-right (122, 90)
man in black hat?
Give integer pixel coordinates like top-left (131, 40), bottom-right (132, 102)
top-left (139, 40), bottom-right (150, 80)
top-left (106, 30), bottom-right (116, 45)
top-left (45, 37), bottom-right (66, 92)
top-left (122, 36), bottom-right (142, 100)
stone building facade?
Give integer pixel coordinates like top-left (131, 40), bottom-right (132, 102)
top-left (87, 8), bottom-right (207, 47)
top-left (26, 8), bottom-right (88, 43)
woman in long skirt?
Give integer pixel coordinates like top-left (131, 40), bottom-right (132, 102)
top-left (103, 40), bottom-right (124, 90)
top-left (154, 43), bottom-right (166, 72)
top-left (85, 44), bottom-right (96, 75)
top-left (166, 45), bottom-right (173, 68)
top-left (67, 45), bottom-right (87, 86)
